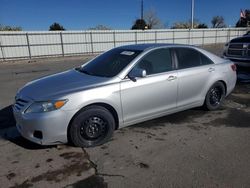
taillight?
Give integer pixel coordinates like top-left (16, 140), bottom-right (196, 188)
top-left (231, 64), bottom-right (237, 71)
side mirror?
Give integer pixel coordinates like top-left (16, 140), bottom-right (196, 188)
top-left (128, 68), bottom-right (146, 82)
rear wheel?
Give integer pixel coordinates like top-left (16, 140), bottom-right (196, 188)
top-left (69, 106), bottom-right (115, 147)
top-left (204, 82), bottom-right (225, 111)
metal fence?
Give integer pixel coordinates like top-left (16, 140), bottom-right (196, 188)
top-left (0, 28), bottom-right (247, 60)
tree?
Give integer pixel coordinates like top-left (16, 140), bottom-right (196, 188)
top-left (197, 23), bottom-right (208, 28)
top-left (88, 24), bottom-right (111, 30)
top-left (0, 24), bottom-right (22, 31)
top-left (144, 9), bottom-right (163, 29)
top-left (171, 21), bottom-right (190, 29)
top-left (49, 22), bottom-right (65, 31)
top-left (211, 16), bottom-right (226, 28)
top-left (171, 20), bottom-right (207, 29)
top-left (236, 9), bottom-right (250, 27)
top-left (131, 19), bottom-right (147, 30)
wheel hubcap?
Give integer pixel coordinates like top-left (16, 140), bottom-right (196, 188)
top-left (80, 116), bottom-right (107, 140)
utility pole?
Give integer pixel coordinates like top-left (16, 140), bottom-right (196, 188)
top-left (141, 0), bottom-right (144, 20)
top-left (191, 0), bottom-right (194, 29)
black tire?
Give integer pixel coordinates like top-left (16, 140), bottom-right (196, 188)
top-left (204, 82), bottom-right (226, 111)
top-left (69, 105), bottom-right (115, 147)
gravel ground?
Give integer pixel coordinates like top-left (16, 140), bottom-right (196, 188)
top-left (0, 44), bottom-right (249, 188)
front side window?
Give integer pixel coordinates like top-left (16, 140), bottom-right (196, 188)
top-left (80, 48), bottom-right (142, 77)
top-left (134, 48), bottom-right (172, 75)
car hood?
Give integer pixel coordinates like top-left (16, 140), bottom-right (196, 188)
top-left (230, 36), bottom-right (250, 43)
top-left (18, 69), bottom-right (112, 100)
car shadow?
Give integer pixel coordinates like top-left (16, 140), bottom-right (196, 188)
top-left (0, 105), bottom-right (55, 150)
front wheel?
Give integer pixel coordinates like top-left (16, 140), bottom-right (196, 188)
top-left (69, 106), bottom-right (115, 147)
top-left (204, 82), bottom-right (226, 111)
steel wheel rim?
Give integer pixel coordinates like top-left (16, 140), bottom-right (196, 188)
top-left (209, 87), bottom-right (222, 106)
top-left (80, 116), bottom-right (107, 140)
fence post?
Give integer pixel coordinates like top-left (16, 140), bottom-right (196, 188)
top-left (188, 29), bottom-right (191, 45)
top-left (26, 33), bottom-right (31, 59)
top-left (90, 31), bottom-right (94, 54)
top-left (113, 31), bottom-right (116, 47)
top-left (135, 31), bottom-right (137, 44)
top-left (0, 40), bottom-right (5, 61)
top-left (155, 30), bottom-right (157, 43)
top-left (173, 30), bottom-right (175, 43)
top-left (215, 29), bottom-right (218, 44)
top-left (60, 32), bottom-right (64, 57)
top-left (228, 28), bottom-right (231, 42)
top-left (202, 30), bottom-right (205, 46)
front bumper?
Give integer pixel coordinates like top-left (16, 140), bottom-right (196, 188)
top-left (13, 106), bottom-right (76, 145)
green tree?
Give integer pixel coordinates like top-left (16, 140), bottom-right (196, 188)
top-left (0, 24), bottom-right (22, 31)
top-left (131, 19), bottom-right (147, 30)
top-left (197, 23), bottom-right (208, 28)
top-left (236, 9), bottom-right (250, 27)
top-left (49, 22), bottom-right (65, 31)
top-left (211, 16), bottom-right (226, 28)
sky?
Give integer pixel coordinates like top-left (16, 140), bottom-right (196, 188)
top-left (0, 0), bottom-right (249, 30)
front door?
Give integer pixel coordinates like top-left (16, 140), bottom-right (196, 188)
top-left (120, 48), bottom-right (178, 125)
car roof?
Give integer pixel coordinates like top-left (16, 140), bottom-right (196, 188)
top-left (117, 43), bottom-right (194, 51)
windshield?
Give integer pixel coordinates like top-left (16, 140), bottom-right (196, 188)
top-left (80, 48), bottom-right (142, 77)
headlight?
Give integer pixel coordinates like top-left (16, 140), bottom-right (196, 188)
top-left (25, 100), bottom-right (67, 113)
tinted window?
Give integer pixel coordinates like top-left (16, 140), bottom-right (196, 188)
top-left (134, 48), bottom-right (172, 75)
top-left (80, 48), bottom-right (142, 77)
top-left (200, 53), bottom-right (214, 65)
top-left (175, 48), bottom-right (201, 69)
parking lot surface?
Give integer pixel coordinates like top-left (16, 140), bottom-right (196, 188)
top-left (0, 45), bottom-right (250, 187)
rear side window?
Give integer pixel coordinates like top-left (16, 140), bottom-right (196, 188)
top-left (135, 48), bottom-right (172, 75)
top-left (200, 53), bottom-right (214, 65)
top-left (175, 48), bottom-right (214, 69)
top-left (175, 48), bottom-right (201, 69)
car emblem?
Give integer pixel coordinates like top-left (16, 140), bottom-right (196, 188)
top-left (243, 44), bottom-right (248, 48)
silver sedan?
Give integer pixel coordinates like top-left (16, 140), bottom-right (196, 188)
top-left (13, 44), bottom-right (237, 147)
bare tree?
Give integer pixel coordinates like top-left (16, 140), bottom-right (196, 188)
top-left (88, 24), bottom-right (112, 30)
top-left (0, 24), bottom-right (22, 31)
top-left (144, 9), bottom-right (163, 29)
top-left (171, 19), bottom-right (207, 29)
top-left (211, 16), bottom-right (227, 28)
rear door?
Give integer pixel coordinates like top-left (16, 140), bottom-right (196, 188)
top-left (173, 47), bottom-right (215, 107)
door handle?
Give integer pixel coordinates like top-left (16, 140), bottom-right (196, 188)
top-left (167, 75), bottom-right (177, 81)
top-left (208, 67), bottom-right (215, 72)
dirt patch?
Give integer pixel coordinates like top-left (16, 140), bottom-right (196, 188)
top-left (12, 160), bottom-right (92, 187)
top-left (6, 172), bottom-right (16, 180)
top-left (205, 108), bottom-right (250, 128)
top-left (59, 152), bottom-right (83, 160)
top-left (137, 162), bottom-right (149, 169)
top-left (67, 175), bottom-right (107, 188)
